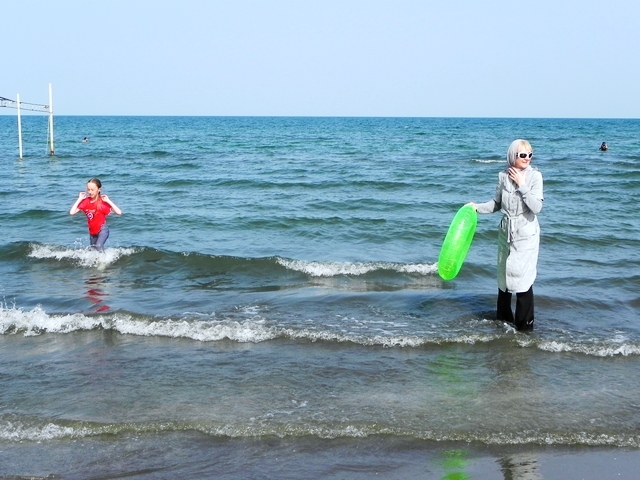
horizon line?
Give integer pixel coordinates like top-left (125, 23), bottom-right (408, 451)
top-left (1, 113), bottom-right (639, 120)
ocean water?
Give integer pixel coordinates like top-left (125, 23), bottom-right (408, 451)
top-left (1, 115), bottom-right (639, 478)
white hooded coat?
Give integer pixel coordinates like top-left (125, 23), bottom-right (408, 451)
top-left (476, 165), bottom-right (543, 293)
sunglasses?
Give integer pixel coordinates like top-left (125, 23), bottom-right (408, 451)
top-left (518, 152), bottom-right (533, 159)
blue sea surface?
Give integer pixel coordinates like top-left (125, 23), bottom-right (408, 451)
top-left (1, 116), bottom-right (639, 478)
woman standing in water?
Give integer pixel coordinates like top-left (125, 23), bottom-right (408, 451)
top-left (470, 139), bottom-right (543, 330)
top-left (70, 178), bottom-right (122, 251)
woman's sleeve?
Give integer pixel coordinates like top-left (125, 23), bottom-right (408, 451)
top-left (517, 171), bottom-right (543, 214)
top-left (475, 174), bottom-right (502, 214)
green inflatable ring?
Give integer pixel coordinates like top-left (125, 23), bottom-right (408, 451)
top-left (437, 204), bottom-right (478, 281)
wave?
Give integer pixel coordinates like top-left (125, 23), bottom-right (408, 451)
top-left (1, 418), bottom-right (637, 447)
top-left (277, 258), bottom-right (437, 277)
top-left (142, 150), bottom-right (171, 156)
top-left (521, 337), bottom-right (640, 357)
top-left (3, 208), bottom-right (60, 220)
top-left (2, 306), bottom-right (639, 356)
top-left (26, 242), bottom-right (137, 268)
top-left (0, 305), bottom-right (494, 346)
top-left (472, 158), bottom-right (503, 164)
top-left (13, 241), bottom-right (438, 278)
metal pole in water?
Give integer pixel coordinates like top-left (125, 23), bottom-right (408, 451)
top-left (48, 83), bottom-right (54, 155)
top-left (17, 94), bottom-right (23, 159)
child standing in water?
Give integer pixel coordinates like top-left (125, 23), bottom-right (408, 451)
top-left (70, 178), bottom-right (122, 251)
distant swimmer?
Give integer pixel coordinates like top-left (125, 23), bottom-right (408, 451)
top-left (82, 137), bottom-right (89, 143)
top-left (599, 142), bottom-right (608, 151)
top-left (70, 178), bottom-right (122, 251)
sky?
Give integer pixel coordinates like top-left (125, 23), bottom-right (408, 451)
top-left (1, 0), bottom-right (638, 117)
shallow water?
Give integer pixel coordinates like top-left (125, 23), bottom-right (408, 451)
top-left (1, 116), bottom-right (639, 477)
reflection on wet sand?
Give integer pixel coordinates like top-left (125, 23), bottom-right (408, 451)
top-left (500, 453), bottom-right (542, 480)
top-left (441, 449), bottom-right (469, 480)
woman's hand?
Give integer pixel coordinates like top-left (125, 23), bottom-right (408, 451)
top-left (508, 167), bottom-right (525, 187)
top-left (465, 202), bottom-right (478, 211)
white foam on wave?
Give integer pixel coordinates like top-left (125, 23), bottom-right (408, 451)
top-left (277, 259), bottom-right (437, 277)
top-left (2, 419), bottom-right (638, 448)
top-left (27, 243), bottom-right (137, 268)
top-left (533, 339), bottom-right (640, 357)
top-left (5, 305), bottom-right (638, 355)
top-left (518, 335), bottom-right (640, 357)
top-left (0, 421), bottom-right (82, 442)
top-left (0, 305), bottom-right (279, 342)
top-left (473, 158), bottom-right (503, 164)
top-left (466, 430), bottom-right (640, 447)
top-left (113, 316), bottom-right (280, 343)
top-left (0, 305), bottom-right (501, 347)
top-left (0, 305), bottom-right (103, 336)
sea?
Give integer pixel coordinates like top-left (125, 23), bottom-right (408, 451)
top-left (1, 115), bottom-right (639, 479)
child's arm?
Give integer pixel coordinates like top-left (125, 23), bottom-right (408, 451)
top-left (101, 195), bottom-right (122, 215)
top-left (70, 192), bottom-right (86, 215)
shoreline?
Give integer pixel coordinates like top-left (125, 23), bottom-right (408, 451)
top-left (2, 436), bottom-right (639, 479)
